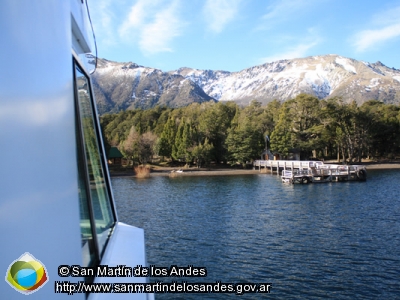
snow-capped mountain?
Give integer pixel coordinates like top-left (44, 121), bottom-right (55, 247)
top-left (92, 55), bottom-right (400, 114)
top-left (92, 59), bottom-right (214, 114)
top-left (172, 55), bottom-right (400, 106)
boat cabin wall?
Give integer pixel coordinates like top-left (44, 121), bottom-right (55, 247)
top-left (0, 1), bottom-right (89, 299)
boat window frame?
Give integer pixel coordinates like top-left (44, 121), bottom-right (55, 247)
top-left (74, 102), bottom-right (99, 271)
top-left (72, 57), bottom-right (117, 270)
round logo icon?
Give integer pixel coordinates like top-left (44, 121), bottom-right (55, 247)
top-left (5, 252), bottom-right (48, 295)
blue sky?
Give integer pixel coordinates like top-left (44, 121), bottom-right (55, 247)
top-left (88, 0), bottom-right (400, 72)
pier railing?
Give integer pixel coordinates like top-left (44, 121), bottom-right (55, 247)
top-left (254, 160), bottom-right (366, 174)
top-left (255, 160), bottom-right (367, 183)
top-left (254, 160), bottom-right (324, 170)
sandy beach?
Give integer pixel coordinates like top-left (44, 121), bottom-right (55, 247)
top-left (360, 163), bottom-right (400, 169)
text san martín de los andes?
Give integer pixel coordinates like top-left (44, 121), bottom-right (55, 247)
top-left (58, 265), bottom-right (207, 277)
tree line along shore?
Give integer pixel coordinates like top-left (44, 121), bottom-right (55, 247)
top-left (100, 94), bottom-right (400, 169)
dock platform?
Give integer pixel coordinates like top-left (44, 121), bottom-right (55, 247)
top-left (253, 160), bottom-right (367, 183)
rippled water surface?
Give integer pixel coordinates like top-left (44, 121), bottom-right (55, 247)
top-left (111, 170), bottom-right (400, 299)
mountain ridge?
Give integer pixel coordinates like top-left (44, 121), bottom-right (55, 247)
top-left (171, 54), bottom-right (400, 106)
top-left (92, 55), bottom-right (400, 114)
top-left (92, 58), bottom-right (215, 114)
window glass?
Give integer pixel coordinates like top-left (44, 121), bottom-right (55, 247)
top-left (75, 64), bottom-right (115, 257)
top-left (76, 131), bottom-right (96, 267)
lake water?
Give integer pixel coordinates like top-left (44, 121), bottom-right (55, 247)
top-left (111, 170), bottom-right (400, 299)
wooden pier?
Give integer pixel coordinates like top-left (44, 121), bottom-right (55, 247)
top-left (253, 160), bottom-right (367, 183)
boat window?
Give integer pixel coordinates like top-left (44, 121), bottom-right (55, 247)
top-left (74, 63), bottom-right (116, 259)
top-left (76, 126), bottom-right (96, 268)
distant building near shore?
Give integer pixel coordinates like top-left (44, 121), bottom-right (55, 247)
top-left (107, 147), bottom-right (123, 165)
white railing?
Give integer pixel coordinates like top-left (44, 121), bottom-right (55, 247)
top-left (281, 170), bottom-right (293, 177)
top-left (256, 160), bottom-right (368, 183)
top-left (254, 160), bottom-right (366, 172)
top-left (254, 160), bottom-right (324, 169)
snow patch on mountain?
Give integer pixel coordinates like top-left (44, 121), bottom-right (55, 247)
top-left (368, 78), bottom-right (381, 88)
top-left (335, 57), bottom-right (357, 74)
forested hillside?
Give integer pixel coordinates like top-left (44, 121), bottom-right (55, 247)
top-left (100, 94), bottom-right (400, 166)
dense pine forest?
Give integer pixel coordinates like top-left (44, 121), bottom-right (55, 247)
top-left (100, 94), bottom-right (400, 167)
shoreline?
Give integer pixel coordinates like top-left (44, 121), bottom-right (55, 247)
top-left (109, 162), bottom-right (400, 178)
top-left (360, 163), bottom-right (400, 170)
